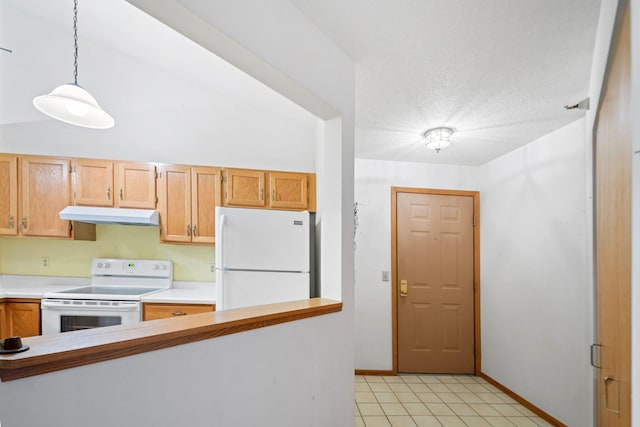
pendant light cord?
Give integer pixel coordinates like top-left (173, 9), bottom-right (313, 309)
top-left (73, 0), bottom-right (79, 85)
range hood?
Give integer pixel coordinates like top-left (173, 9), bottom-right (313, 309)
top-left (59, 206), bottom-right (160, 226)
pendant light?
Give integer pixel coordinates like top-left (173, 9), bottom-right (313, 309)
top-left (33, 0), bottom-right (114, 129)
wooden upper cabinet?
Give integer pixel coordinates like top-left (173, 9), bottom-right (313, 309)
top-left (158, 164), bottom-right (220, 244)
top-left (223, 168), bottom-right (266, 207)
top-left (191, 167), bottom-right (221, 244)
top-left (0, 154), bottom-right (18, 236)
top-left (74, 159), bottom-right (114, 207)
top-left (158, 164), bottom-right (191, 243)
top-left (21, 156), bottom-right (71, 238)
top-left (270, 171), bottom-right (308, 210)
top-left (116, 162), bottom-right (157, 209)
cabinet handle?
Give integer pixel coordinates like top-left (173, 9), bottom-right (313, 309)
top-left (21, 217), bottom-right (27, 230)
top-left (119, 188), bottom-right (124, 200)
top-left (187, 224), bottom-right (192, 237)
top-left (590, 344), bottom-right (602, 368)
top-left (272, 189), bottom-right (275, 202)
top-left (106, 187), bottom-right (111, 200)
top-left (171, 311), bottom-right (187, 316)
top-left (260, 188), bottom-right (264, 201)
top-left (193, 224), bottom-right (198, 236)
top-left (8, 215), bottom-right (14, 229)
top-left (604, 376), bottom-right (621, 414)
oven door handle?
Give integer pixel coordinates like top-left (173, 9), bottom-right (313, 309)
top-left (42, 300), bottom-right (141, 311)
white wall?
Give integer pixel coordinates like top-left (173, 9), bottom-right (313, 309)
top-left (479, 119), bottom-right (591, 426)
top-left (0, 1), bottom-right (356, 426)
top-left (354, 159), bottom-right (480, 369)
top-left (0, 314), bottom-right (346, 427)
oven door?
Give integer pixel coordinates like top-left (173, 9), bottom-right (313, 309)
top-left (41, 299), bottom-right (141, 335)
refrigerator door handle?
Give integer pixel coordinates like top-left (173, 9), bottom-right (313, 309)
top-left (218, 214), bottom-right (226, 269)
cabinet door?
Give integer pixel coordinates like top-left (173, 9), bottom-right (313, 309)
top-left (191, 167), bottom-right (220, 244)
top-left (142, 303), bottom-right (215, 321)
top-left (116, 162), bottom-right (157, 209)
top-left (0, 303), bottom-right (6, 339)
top-left (158, 164), bottom-right (191, 243)
top-left (5, 302), bottom-right (40, 338)
top-left (269, 172), bottom-right (309, 210)
top-left (74, 159), bottom-right (114, 207)
top-left (21, 156), bottom-right (71, 237)
top-left (223, 169), bottom-right (266, 207)
top-left (0, 155), bottom-right (18, 236)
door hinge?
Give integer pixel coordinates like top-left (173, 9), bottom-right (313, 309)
top-left (473, 215), bottom-right (477, 227)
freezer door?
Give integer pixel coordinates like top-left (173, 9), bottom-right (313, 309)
top-left (216, 270), bottom-right (310, 310)
top-left (216, 207), bottom-right (310, 272)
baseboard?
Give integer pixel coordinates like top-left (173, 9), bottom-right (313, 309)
top-left (479, 372), bottom-right (566, 427)
top-left (355, 369), bottom-right (394, 376)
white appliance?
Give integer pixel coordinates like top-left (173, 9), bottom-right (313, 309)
top-left (215, 207), bottom-right (312, 310)
top-left (41, 258), bottom-right (172, 335)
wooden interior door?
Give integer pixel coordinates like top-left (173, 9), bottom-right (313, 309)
top-left (595, 5), bottom-right (631, 425)
top-left (396, 192), bottom-right (475, 373)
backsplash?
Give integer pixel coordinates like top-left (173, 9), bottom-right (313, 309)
top-left (0, 225), bottom-right (215, 281)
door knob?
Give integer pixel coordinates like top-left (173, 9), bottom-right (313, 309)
top-left (400, 280), bottom-right (408, 297)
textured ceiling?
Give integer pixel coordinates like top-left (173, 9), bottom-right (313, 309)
top-left (3, 1), bottom-right (601, 166)
top-left (291, 0), bottom-right (601, 165)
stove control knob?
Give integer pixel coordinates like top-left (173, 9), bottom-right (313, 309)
top-left (104, 263), bottom-right (111, 269)
top-left (153, 264), bottom-right (160, 270)
top-left (97, 262), bottom-right (103, 268)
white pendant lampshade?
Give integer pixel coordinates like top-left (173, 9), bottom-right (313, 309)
top-left (33, 83), bottom-right (114, 129)
top-left (32, 0), bottom-right (114, 129)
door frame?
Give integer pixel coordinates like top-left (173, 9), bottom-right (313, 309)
top-left (391, 186), bottom-right (481, 375)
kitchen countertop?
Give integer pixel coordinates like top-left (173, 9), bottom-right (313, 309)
top-left (0, 275), bottom-right (216, 304)
top-left (141, 282), bottom-right (216, 305)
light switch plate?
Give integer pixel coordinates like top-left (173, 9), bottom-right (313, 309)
top-left (382, 271), bottom-right (389, 282)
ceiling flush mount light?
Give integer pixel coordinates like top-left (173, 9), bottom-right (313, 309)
top-left (423, 127), bottom-right (454, 153)
top-left (33, 0), bottom-right (114, 129)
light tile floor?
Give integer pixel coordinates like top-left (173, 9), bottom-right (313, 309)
top-left (355, 374), bottom-right (554, 427)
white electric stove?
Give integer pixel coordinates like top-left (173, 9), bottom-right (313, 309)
top-left (41, 258), bottom-right (172, 335)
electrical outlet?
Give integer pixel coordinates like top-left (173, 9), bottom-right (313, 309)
top-left (210, 263), bottom-right (215, 273)
top-left (41, 256), bottom-right (50, 268)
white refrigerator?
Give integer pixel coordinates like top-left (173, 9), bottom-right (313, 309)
top-left (215, 207), bottom-right (312, 310)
